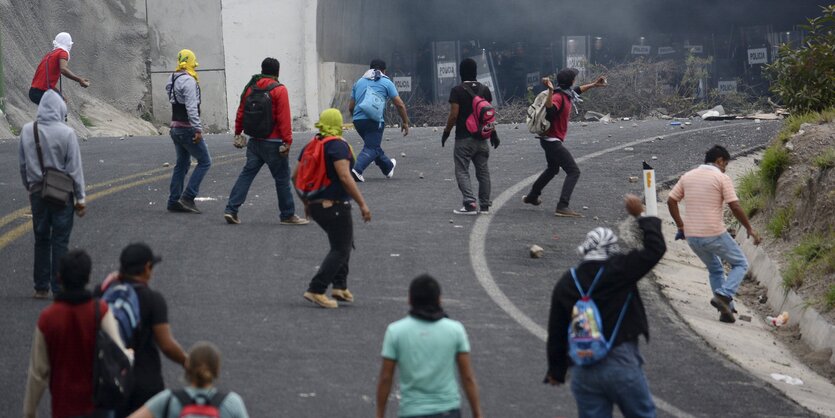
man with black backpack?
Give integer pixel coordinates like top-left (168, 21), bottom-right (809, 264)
top-left (166, 49), bottom-right (212, 214)
top-left (442, 58), bottom-right (499, 215)
top-left (523, 69), bottom-right (606, 217)
top-left (545, 195), bottom-right (665, 418)
top-left (224, 57), bottom-right (308, 225)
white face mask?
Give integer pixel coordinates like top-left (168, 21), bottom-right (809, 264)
top-left (53, 32), bottom-right (73, 53)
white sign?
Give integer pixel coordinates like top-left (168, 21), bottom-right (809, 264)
top-left (631, 45), bottom-right (651, 55)
top-left (658, 47), bottom-right (676, 55)
top-left (526, 72), bottom-right (540, 86)
top-left (393, 77), bottom-right (412, 93)
top-left (477, 75), bottom-right (494, 91)
top-left (437, 62), bottom-right (456, 78)
top-left (748, 48), bottom-right (768, 65)
top-left (718, 80), bottom-right (738, 95)
top-left (687, 45), bottom-right (704, 54)
top-left (566, 55), bottom-right (586, 70)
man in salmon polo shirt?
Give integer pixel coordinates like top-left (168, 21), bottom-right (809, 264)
top-left (668, 145), bottom-right (761, 324)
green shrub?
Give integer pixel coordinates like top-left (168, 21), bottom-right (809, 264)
top-left (767, 204), bottom-right (795, 238)
top-left (79, 115), bottom-right (94, 128)
top-left (783, 257), bottom-right (806, 289)
top-left (766, 5), bottom-right (835, 113)
top-left (814, 148), bottom-right (835, 169)
top-left (737, 170), bottom-right (765, 217)
top-left (826, 285), bottom-right (835, 310)
top-left (759, 145), bottom-right (790, 194)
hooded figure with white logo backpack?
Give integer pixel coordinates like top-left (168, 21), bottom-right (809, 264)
top-left (128, 342), bottom-right (249, 418)
top-left (545, 195), bottom-right (666, 418)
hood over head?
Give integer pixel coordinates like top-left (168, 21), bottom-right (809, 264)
top-left (37, 90), bottom-right (67, 124)
top-left (577, 227), bottom-right (621, 261)
top-left (315, 108), bottom-right (343, 137)
top-left (53, 32), bottom-right (73, 55)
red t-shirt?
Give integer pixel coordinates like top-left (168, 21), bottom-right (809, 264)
top-left (31, 49), bottom-right (68, 91)
top-left (544, 92), bottom-right (572, 141)
top-left (37, 299), bottom-right (108, 418)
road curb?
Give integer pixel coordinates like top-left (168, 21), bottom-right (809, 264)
top-left (737, 232), bottom-right (835, 364)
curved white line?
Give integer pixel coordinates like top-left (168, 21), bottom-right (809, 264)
top-left (469, 123), bottom-right (755, 417)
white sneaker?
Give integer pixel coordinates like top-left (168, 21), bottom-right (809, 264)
top-left (386, 158), bottom-right (397, 179)
top-left (351, 168), bottom-right (365, 183)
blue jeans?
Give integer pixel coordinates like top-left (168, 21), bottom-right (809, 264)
top-left (30, 193), bottom-right (75, 293)
top-left (168, 127), bottom-right (212, 207)
top-left (225, 139), bottom-right (296, 220)
top-left (687, 232), bottom-right (749, 299)
top-left (353, 118), bottom-right (394, 175)
top-left (570, 342), bottom-right (656, 418)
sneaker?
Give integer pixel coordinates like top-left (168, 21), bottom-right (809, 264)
top-left (178, 198), bottom-right (201, 214)
top-left (453, 203), bottom-right (479, 215)
top-left (304, 291), bottom-right (338, 309)
top-left (280, 215), bottom-right (310, 225)
top-left (351, 168), bottom-right (365, 183)
top-left (224, 212), bottom-right (240, 224)
top-left (710, 299), bottom-right (739, 314)
top-left (167, 201), bottom-right (188, 212)
top-left (386, 158), bottom-right (397, 178)
top-left (479, 205), bottom-right (490, 215)
top-left (33, 290), bottom-right (49, 299)
top-left (332, 289), bottom-right (354, 302)
top-left (522, 195), bottom-right (542, 206)
top-left (719, 312), bottom-right (736, 323)
top-left (710, 293), bottom-right (734, 318)
top-left (554, 208), bottom-right (583, 218)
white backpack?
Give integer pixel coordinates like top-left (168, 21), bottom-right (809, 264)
top-left (526, 90), bottom-right (551, 136)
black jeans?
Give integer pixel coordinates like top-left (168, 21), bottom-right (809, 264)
top-left (29, 87), bottom-right (46, 104)
top-left (528, 139), bottom-right (580, 210)
top-left (308, 201), bottom-right (353, 293)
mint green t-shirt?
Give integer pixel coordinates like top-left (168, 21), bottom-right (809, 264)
top-left (381, 316), bottom-right (471, 417)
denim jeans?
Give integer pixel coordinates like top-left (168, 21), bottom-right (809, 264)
top-left (30, 193), bottom-right (74, 292)
top-left (570, 342), bottom-right (656, 418)
top-left (453, 137), bottom-right (491, 207)
top-left (528, 139), bottom-right (580, 210)
top-left (168, 127), bottom-right (212, 207)
top-left (307, 201), bottom-right (353, 293)
top-left (405, 409), bottom-right (461, 418)
top-left (225, 139), bottom-right (296, 220)
top-left (687, 232), bottom-right (749, 299)
top-left (354, 119), bottom-right (394, 175)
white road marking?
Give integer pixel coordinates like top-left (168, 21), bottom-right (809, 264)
top-left (469, 123), bottom-right (755, 417)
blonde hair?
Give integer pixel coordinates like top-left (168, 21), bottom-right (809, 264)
top-left (185, 342), bottom-right (221, 388)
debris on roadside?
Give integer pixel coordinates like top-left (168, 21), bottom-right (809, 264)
top-left (770, 373), bottom-right (803, 386)
top-left (628, 176), bottom-right (639, 183)
top-left (529, 245), bottom-right (544, 258)
top-left (766, 311), bottom-right (790, 327)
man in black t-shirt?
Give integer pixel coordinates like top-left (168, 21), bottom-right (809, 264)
top-left (295, 109), bottom-right (371, 309)
top-left (96, 243), bottom-right (187, 417)
top-left (442, 58), bottom-right (497, 215)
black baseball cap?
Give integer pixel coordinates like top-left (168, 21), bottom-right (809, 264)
top-left (556, 68), bottom-right (580, 88)
top-left (119, 243), bottom-right (162, 274)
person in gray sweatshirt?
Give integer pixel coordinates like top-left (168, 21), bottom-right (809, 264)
top-left (19, 89), bottom-right (86, 299)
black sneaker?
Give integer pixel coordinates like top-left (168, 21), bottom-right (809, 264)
top-left (710, 299), bottom-right (739, 314)
top-left (224, 213), bottom-right (240, 224)
top-left (453, 203), bottom-right (479, 215)
top-left (479, 205), bottom-right (490, 215)
top-left (522, 195), bottom-right (542, 206)
top-left (178, 198), bottom-right (201, 214)
top-left (710, 293), bottom-right (734, 318)
top-left (167, 201), bottom-right (188, 212)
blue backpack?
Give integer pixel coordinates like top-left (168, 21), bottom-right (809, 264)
top-left (568, 267), bottom-right (633, 366)
top-left (101, 275), bottom-right (141, 346)
top-left (357, 85), bottom-right (386, 122)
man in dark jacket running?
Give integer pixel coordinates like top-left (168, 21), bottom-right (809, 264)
top-left (545, 194), bottom-right (666, 418)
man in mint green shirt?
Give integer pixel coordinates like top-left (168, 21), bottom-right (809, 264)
top-left (376, 275), bottom-right (483, 418)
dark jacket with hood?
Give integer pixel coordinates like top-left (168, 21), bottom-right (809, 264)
top-left (546, 217), bottom-right (666, 383)
top-left (19, 89), bottom-right (86, 203)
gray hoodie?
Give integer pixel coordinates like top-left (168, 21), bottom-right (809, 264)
top-left (19, 90), bottom-right (86, 203)
top-left (165, 71), bottom-right (202, 132)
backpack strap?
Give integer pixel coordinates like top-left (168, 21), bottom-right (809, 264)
top-left (169, 72), bottom-right (188, 104)
top-left (569, 267), bottom-right (605, 298)
top-left (171, 388), bottom-right (196, 406)
top-left (461, 82), bottom-right (484, 99)
top-left (32, 121), bottom-right (47, 177)
top-left (606, 292), bottom-right (634, 350)
top-left (209, 390), bottom-right (228, 407)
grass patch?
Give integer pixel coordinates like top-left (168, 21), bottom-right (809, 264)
top-left (826, 285), bottom-right (835, 310)
top-left (781, 233), bottom-right (835, 293)
top-left (783, 258), bottom-right (807, 289)
top-left (767, 204), bottom-right (795, 238)
top-left (759, 145), bottom-right (790, 194)
top-left (10, 125), bottom-right (20, 136)
top-left (79, 115), bottom-right (94, 128)
top-left (737, 170), bottom-right (766, 217)
top-left (776, 108), bottom-right (835, 143)
top-left (813, 148), bottom-right (835, 169)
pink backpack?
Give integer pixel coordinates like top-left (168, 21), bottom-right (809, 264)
top-left (462, 83), bottom-right (496, 139)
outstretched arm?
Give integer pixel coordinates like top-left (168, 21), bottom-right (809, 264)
top-left (59, 59), bottom-right (89, 87)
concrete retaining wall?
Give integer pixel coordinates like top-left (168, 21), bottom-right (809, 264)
top-left (738, 233), bottom-right (835, 365)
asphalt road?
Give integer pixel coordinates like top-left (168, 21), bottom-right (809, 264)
top-left (0, 118), bottom-right (814, 417)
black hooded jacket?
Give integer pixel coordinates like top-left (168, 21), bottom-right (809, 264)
top-left (546, 217), bottom-right (666, 383)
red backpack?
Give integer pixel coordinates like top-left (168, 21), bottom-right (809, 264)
top-left (164, 389), bottom-right (227, 418)
top-left (462, 82), bottom-right (496, 139)
top-left (295, 135), bottom-right (352, 200)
